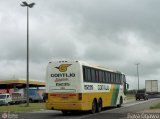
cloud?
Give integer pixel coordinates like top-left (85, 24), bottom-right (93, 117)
top-left (0, 0), bottom-right (160, 89)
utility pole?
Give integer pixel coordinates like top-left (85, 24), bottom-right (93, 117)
top-left (136, 63), bottom-right (140, 90)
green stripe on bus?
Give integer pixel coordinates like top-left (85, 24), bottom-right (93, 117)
top-left (111, 85), bottom-right (119, 106)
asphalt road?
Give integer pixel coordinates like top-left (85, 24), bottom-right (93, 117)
top-left (7, 98), bottom-right (160, 119)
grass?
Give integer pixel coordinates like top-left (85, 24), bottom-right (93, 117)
top-left (150, 102), bottom-right (160, 109)
top-left (0, 103), bottom-right (45, 112)
top-left (127, 94), bottom-right (135, 100)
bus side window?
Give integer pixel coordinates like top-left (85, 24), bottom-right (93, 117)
top-left (91, 68), bottom-right (96, 82)
top-left (113, 73), bottom-right (115, 83)
top-left (87, 68), bottom-right (91, 82)
top-left (102, 71), bottom-right (106, 83)
top-left (83, 66), bottom-right (86, 82)
top-left (117, 74), bottom-right (120, 84)
top-left (111, 73), bottom-right (114, 83)
top-left (119, 74), bottom-right (122, 84)
top-left (99, 70), bottom-right (102, 82)
top-left (115, 74), bottom-right (117, 84)
top-left (116, 74), bottom-right (118, 84)
top-left (114, 74), bottom-right (117, 84)
top-left (105, 72), bottom-right (108, 83)
top-left (108, 72), bottom-right (111, 83)
top-left (96, 70), bottom-right (99, 82)
top-left (83, 66), bottom-right (90, 82)
top-left (118, 74), bottom-right (120, 84)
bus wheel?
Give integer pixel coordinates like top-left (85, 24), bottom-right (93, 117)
top-left (61, 110), bottom-right (68, 115)
top-left (91, 100), bottom-right (97, 114)
top-left (97, 99), bottom-right (102, 112)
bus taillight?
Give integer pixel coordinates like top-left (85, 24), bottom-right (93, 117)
top-left (78, 93), bottom-right (82, 100)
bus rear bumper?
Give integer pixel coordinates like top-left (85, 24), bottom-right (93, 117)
top-left (46, 102), bottom-right (90, 111)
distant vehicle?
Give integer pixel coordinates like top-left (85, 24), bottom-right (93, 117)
top-left (12, 88), bottom-right (44, 103)
top-left (45, 61), bottom-right (129, 114)
top-left (0, 93), bottom-right (26, 105)
top-left (11, 92), bottom-right (26, 104)
top-left (28, 89), bottom-right (44, 102)
top-left (0, 93), bottom-right (12, 105)
top-left (135, 90), bottom-right (148, 100)
top-left (145, 80), bottom-right (159, 95)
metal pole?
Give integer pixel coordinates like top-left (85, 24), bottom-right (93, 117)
top-left (26, 6), bottom-right (29, 107)
top-left (136, 63), bottom-right (140, 90)
top-left (21, 1), bottom-right (35, 107)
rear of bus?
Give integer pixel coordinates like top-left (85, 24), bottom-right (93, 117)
top-left (45, 61), bottom-right (84, 111)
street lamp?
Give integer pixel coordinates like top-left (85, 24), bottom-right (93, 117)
top-left (136, 63), bottom-right (140, 90)
top-left (20, 1), bottom-right (35, 106)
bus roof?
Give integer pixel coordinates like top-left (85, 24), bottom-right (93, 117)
top-left (48, 60), bottom-right (123, 74)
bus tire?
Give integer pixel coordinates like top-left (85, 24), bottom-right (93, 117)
top-left (90, 99), bottom-right (97, 114)
top-left (97, 98), bottom-right (102, 112)
top-left (62, 110), bottom-right (68, 115)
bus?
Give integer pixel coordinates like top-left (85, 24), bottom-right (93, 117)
top-left (45, 61), bottom-right (129, 114)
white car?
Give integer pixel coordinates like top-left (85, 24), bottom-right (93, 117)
top-left (0, 93), bottom-right (12, 105)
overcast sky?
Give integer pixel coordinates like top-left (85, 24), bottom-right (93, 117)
top-left (1, 0), bottom-right (160, 89)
